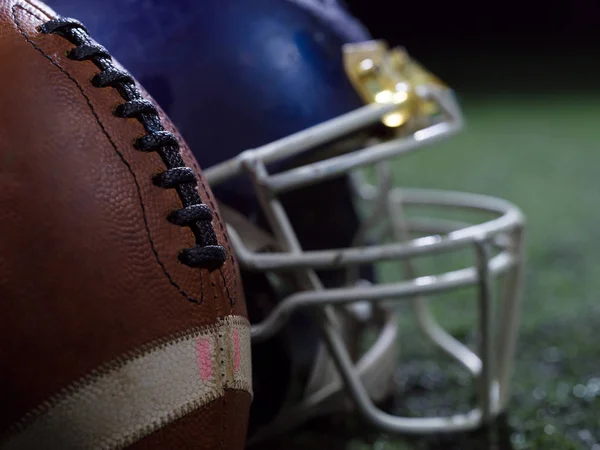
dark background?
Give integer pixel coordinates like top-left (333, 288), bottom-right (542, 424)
top-left (346, 0), bottom-right (600, 97)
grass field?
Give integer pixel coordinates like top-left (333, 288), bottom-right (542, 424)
top-left (268, 94), bottom-right (600, 449)
top-left (382, 94), bottom-right (600, 449)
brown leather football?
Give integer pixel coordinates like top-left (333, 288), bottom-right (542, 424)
top-left (0, 0), bottom-right (252, 448)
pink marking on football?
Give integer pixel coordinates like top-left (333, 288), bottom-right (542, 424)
top-left (196, 337), bottom-right (213, 381)
top-left (232, 328), bottom-right (241, 373)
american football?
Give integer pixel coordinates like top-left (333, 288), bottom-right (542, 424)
top-left (0, 0), bottom-right (251, 448)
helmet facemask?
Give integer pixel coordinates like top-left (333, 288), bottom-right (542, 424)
top-left (206, 41), bottom-right (525, 443)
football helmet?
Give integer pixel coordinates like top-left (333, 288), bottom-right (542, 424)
top-left (46, 0), bottom-right (526, 443)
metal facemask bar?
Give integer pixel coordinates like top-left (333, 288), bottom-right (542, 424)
top-left (204, 41), bottom-right (526, 438)
top-left (204, 41), bottom-right (462, 188)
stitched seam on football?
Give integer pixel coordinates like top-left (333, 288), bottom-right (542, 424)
top-left (38, 16), bottom-right (227, 274)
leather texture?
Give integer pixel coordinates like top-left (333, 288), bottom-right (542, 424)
top-left (0, 0), bottom-right (250, 448)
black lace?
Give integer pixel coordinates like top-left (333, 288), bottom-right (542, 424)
top-left (39, 18), bottom-right (226, 271)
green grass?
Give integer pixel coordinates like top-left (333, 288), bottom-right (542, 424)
top-left (261, 95), bottom-right (600, 449)
top-left (390, 95), bottom-right (600, 331)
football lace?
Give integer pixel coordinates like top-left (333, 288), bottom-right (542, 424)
top-left (39, 17), bottom-right (227, 272)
